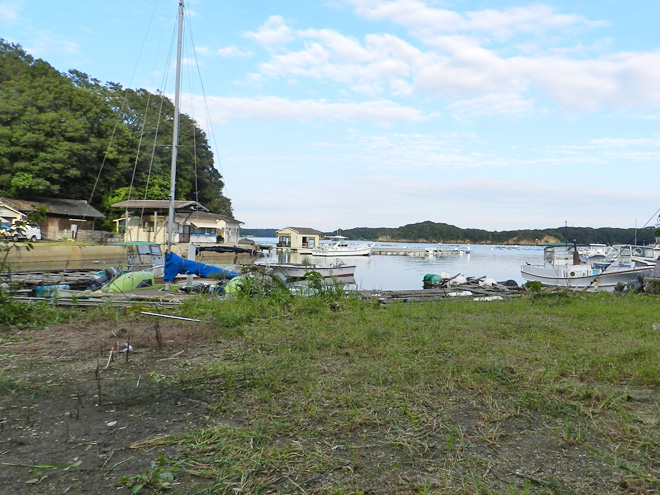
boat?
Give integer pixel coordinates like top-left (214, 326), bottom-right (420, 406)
top-left (311, 236), bottom-right (373, 257)
top-left (265, 261), bottom-right (356, 281)
top-left (521, 243), bottom-right (655, 291)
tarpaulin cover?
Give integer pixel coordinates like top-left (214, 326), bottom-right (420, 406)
top-left (197, 245), bottom-right (256, 255)
top-left (164, 252), bottom-right (239, 282)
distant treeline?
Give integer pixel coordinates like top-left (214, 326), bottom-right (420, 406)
top-left (241, 228), bottom-right (278, 238)
top-left (325, 221), bottom-right (656, 245)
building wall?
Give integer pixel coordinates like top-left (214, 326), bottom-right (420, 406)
top-left (41, 217), bottom-right (95, 240)
top-left (0, 205), bottom-right (24, 223)
top-left (120, 213), bottom-right (241, 244)
top-left (277, 229), bottom-right (320, 249)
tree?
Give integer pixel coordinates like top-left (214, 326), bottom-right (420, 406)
top-left (0, 39), bottom-right (233, 230)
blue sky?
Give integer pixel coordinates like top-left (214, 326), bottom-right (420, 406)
top-left (2, 0), bottom-right (660, 232)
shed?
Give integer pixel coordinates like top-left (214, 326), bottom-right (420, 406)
top-left (0, 197), bottom-right (105, 240)
top-left (276, 227), bottom-right (323, 251)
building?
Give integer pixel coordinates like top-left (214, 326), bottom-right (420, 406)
top-left (111, 200), bottom-right (243, 244)
top-left (0, 197), bottom-right (105, 240)
top-left (276, 227), bottom-right (323, 251)
top-left (0, 200), bottom-right (24, 225)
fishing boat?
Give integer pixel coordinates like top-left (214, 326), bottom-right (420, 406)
top-left (265, 261), bottom-right (356, 281)
top-left (521, 243), bottom-right (655, 291)
top-left (311, 236), bottom-right (373, 257)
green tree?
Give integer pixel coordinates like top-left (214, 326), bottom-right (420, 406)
top-left (0, 39), bottom-right (233, 230)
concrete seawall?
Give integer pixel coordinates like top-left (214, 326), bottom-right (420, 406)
top-left (4, 243), bottom-right (259, 270)
top-left (5, 244), bottom-right (128, 270)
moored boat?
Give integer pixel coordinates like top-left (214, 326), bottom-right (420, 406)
top-left (265, 261), bottom-right (356, 280)
top-left (311, 236), bottom-right (373, 257)
top-left (521, 243), bottom-right (655, 291)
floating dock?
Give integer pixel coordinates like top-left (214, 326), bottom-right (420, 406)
top-left (370, 246), bottom-right (468, 257)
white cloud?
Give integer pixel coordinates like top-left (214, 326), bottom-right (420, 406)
top-left (197, 95), bottom-right (431, 124)
top-left (247, 15), bottom-right (660, 114)
top-left (0, 1), bottom-right (22, 22)
top-left (194, 45), bottom-right (210, 55)
top-left (244, 15), bottom-right (293, 47)
top-left (26, 32), bottom-right (79, 57)
top-left (341, 0), bottom-right (603, 39)
top-left (216, 44), bottom-right (252, 57)
top-left (447, 92), bottom-right (534, 116)
top-left (232, 2), bottom-right (660, 115)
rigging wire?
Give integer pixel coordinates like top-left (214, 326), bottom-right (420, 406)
top-left (184, 8), bottom-right (231, 206)
top-left (86, 0), bottom-right (164, 222)
top-left (182, 15), bottom-right (200, 204)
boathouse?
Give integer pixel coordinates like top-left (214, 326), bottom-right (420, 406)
top-left (111, 200), bottom-right (243, 244)
top-left (276, 227), bottom-right (323, 251)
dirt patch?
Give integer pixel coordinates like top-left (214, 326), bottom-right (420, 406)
top-left (0, 318), bottom-right (218, 494)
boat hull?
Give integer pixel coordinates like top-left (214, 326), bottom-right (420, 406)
top-left (311, 246), bottom-right (372, 256)
top-left (521, 264), bottom-right (651, 291)
top-left (268, 263), bottom-right (356, 279)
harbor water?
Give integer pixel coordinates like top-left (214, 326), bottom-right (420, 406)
top-left (254, 238), bottom-right (543, 291)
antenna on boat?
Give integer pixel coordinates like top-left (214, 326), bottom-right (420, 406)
top-left (166, 0), bottom-right (184, 256)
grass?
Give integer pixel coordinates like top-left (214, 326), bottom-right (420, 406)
top-left (2, 288), bottom-right (659, 493)
top-left (160, 290), bottom-right (660, 493)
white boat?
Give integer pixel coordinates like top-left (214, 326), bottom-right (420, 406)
top-left (311, 236), bottom-right (373, 257)
top-left (521, 244), bottom-right (655, 291)
top-left (266, 261), bottom-right (356, 280)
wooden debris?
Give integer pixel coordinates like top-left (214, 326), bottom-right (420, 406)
top-left (362, 280), bottom-right (525, 305)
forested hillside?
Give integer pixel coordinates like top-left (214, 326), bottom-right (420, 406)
top-left (0, 40), bottom-right (232, 229)
top-left (335, 221), bottom-right (655, 245)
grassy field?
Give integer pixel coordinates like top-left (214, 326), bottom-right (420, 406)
top-left (0, 287), bottom-right (658, 494)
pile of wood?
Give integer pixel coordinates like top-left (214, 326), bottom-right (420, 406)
top-left (362, 278), bottom-right (525, 305)
top-left (0, 269), bottom-right (100, 291)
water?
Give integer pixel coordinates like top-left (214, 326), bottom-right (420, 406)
top-left (252, 238), bottom-right (543, 291)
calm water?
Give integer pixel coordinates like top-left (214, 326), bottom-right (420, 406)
top-left (253, 238), bottom-right (543, 291)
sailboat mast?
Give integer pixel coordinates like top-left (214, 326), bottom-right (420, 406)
top-left (166, 0), bottom-right (184, 254)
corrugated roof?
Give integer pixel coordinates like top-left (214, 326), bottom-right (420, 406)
top-left (1, 197), bottom-right (105, 218)
top-left (187, 211), bottom-right (243, 224)
top-left (111, 200), bottom-right (206, 211)
top-left (111, 201), bottom-right (241, 223)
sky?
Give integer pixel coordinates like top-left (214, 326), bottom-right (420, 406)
top-left (2, 0), bottom-right (660, 232)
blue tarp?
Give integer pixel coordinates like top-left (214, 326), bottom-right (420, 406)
top-left (164, 252), bottom-right (239, 282)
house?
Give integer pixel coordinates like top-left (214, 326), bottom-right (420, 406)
top-left (111, 200), bottom-right (243, 244)
top-left (276, 227), bottom-right (323, 251)
top-left (0, 197), bottom-right (105, 240)
top-left (0, 200), bottom-right (24, 225)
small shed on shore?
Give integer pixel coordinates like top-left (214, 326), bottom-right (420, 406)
top-left (0, 197), bottom-right (105, 240)
top-left (276, 227), bottom-right (323, 250)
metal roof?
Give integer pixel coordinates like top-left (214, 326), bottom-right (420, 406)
top-left (277, 227), bottom-right (324, 235)
top-left (1, 197), bottom-right (105, 218)
top-left (111, 200), bottom-right (207, 211)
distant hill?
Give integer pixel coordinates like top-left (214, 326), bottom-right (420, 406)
top-left (240, 228), bottom-right (278, 238)
top-left (323, 221), bottom-right (655, 245)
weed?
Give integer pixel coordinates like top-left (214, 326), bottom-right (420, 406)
top-left (121, 455), bottom-right (174, 493)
